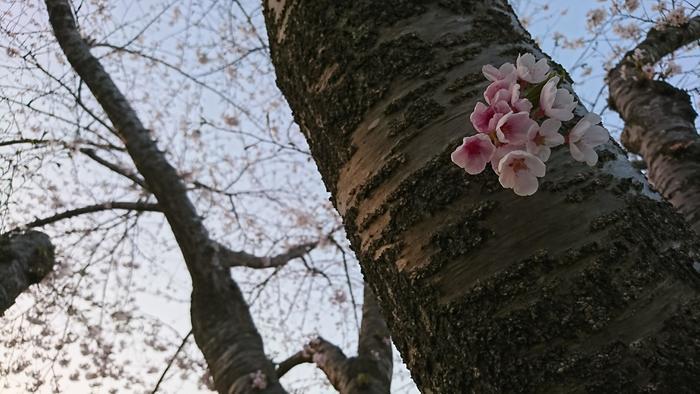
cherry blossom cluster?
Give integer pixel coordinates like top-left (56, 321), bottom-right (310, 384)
top-left (451, 53), bottom-right (610, 196)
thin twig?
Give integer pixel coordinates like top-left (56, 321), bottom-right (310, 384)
top-left (151, 330), bottom-right (193, 394)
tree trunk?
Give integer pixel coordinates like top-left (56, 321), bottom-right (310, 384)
top-left (265, 1), bottom-right (700, 392)
top-left (0, 231), bottom-right (54, 314)
top-left (608, 16), bottom-right (700, 233)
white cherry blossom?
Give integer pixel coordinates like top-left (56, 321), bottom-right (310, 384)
top-left (482, 62), bottom-right (517, 82)
top-left (568, 113), bottom-right (610, 166)
top-left (526, 118), bottom-right (564, 161)
top-left (540, 76), bottom-right (576, 121)
top-left (516, 53), bottom-right (550, 83)
top-left (496, 111), bottom-right (535, 145)
top-left (498, 150), bottom-right (546, 196)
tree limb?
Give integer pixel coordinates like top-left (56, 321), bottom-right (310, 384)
top-left (79, 148), bottom-right (148, 190)
top-left (356, 286), bottom-right (392, 390)
top-left (275, 285), bottom-right (392, 393)
top-left (608, 16), bottom-right (700, 232)
top-left (23, 201), bottom-right (160, 229)
top-left (151, 330), bottom-right (193, 394)
top-left (0, 231), bottom-right (54, 314)
top-left (216, 241), bottom-right (317, 269)
top-left (0, 139), bottom-right (50, 148)
top-left (44, 1), bottom-right (284, 392)
top-left (265, 1), bottom-right (700, 391)
top-left (275, 351), bottom-right (310, 379)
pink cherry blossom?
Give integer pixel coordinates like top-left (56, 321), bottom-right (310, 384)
top-left (469, 100), bottom-right (511, 133)
top-left (516, 53), bottom-right (550, 84)
top-left (510, 83), bottom-right (533, 113)
top-left (454, 54), bottom-right (608, 197)
top-left (451, 134), bottom-right (496, 175)
top-left (498, 150), bottom-right (546, 196)
top-left (496, 111), bottom-right (535, 145)
top-left (484, 78), bottom-right (514, 104)
top-left (490, 143), bottom-right (521, 174)
top-left (526, 118), bottom-right (565, 161)
top-left (540, 76), bottom-right (576, 121)
top-left (568, 112), bottom-right (609, 166)
top-left (482, 62), bottom-right (517, 82)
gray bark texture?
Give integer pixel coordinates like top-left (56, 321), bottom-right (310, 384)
top-left (608, 16), bottom-right (700, 233)
top-left (265, 1), bottom-right (700, 392)
top-left (0, 231), bottom-right (54, 314)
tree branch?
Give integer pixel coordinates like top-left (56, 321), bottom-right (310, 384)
top-left (151, 330), bottom-right (192, 394)
top-left (275, 284), bottom-right (392, 393)
top-left (0, 139), bottom-right (50, 148)
top-left (0, 231), bottom-right (54, 314)
top-left (44, 1), bottom-right (284, 392)
top-left (612, 16), bottom-right (700, 70)
top-left (23, 201), bottom-right (160, 229)
top-left (275, 351), bottom-right (310, 379)
top-left (216, 241), bottom-right (317, 269)
top-left (296, 337), bottom-right (348, 390)
top-left (79, 148), bottom-right (148, 190)
top-left (357, 286), bottom-right (392, 389)
top-left (608, 16), bottom-right (700, 232)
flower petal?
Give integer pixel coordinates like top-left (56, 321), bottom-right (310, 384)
top-left (513, 172), bottom-right (539, 196)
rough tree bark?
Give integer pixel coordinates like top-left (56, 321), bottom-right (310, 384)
top-left (0, 231), bottom-right (54, 314)
top-left (276, 285), bottom-right (393, 393)
top-left (608, 16), bottom-right (700, 233)
top-left (265, 1), bottom-right (700, 392)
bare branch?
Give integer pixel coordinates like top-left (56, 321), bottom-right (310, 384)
top-left (357, 286), bottom-right (392, 389)
top-left (275, 351), bottom-right (310, 379)
top-left (151, 330), bottom-right (192, 394)
top-left (79, 148), bottom-right (148, 190)
top-left (23, 202), bottom-right (160, 229)
top-left (0, 138), bottom-right (50, 148)
top-left (216, 241), bottom-right (316, 269)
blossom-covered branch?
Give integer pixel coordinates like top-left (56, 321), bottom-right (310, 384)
top-left (452, 53), bottom-right (609, 196)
